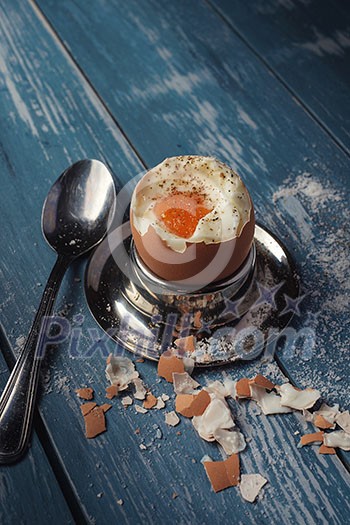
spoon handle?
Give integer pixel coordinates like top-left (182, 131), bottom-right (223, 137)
top-left (0, 253), bottom-right (73, 464)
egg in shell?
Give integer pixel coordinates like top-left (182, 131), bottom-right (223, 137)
top-left (130, 155), bottom-right (255, 285)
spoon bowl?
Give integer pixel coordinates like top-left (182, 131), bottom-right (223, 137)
top-left (42, 159), bottom-right (116, 257)
top-left (0, 159), bottom-right (116, 464)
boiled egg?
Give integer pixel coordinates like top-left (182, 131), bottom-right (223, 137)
top-left (130, 155), bottom-right (255, 285)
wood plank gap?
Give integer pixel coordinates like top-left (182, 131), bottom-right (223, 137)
top-left (0, 326), bottom-right (90, 524)
top-left (30, 0), bottom-right (148, 171)
top-left (205, 0), bottom-right (350, 159)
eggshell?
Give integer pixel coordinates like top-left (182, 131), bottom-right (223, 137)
top-left (84, 406), bottom-right (106, 439)
top-left (314, 414), bottom-right (334, 430)
top-left (318, 444), bottom-right (336, 455)
top-left (75, 388), bottom-right (94, 400)
top-left (250, 374), bottom-right (275, 391)
top-left (175, 390), bottom-right (211, 417)
top-left (235, 378), bottom-right (251, 398)
top-left (157, 353), bottom-right (185, 382)
top-left (143, 392), bottom-right (157, 409)
top-left (131, 207), bottom-right (255, 284)
top-left (299, 431), bottom-right (324, 446)
top-left (203, 454), bottom-right (240, 493)
top-left (80, 402), bottom-right (97, 416)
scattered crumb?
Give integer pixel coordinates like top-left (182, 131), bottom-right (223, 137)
top-left (76, 388), bottom-right (94, 400)
top-left (165, 411), bottom-right (180, 427)
top-left (140, 444), bottom-right (147, 450)
top-left (172, 492), bottom-right (179, 499)
top-left (116, 499), bottom-right (124, 506)
top-left (203, 454), bottom-right (240, 493)
top-left (239, 474), bottom-right (268, 503)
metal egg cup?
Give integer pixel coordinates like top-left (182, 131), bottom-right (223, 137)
top-left (85, 223), bottom-right (299, 366)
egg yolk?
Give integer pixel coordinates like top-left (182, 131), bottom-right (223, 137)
top-left (154, 192), bottom-right (212, 238)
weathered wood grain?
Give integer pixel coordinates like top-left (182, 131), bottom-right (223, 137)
top-left (0, 0), bottom-right (349, 523)
top-left (35, 0), bottom-right (350, 407)
top-left (210, 0), bottom-right (350, 154)
top-left (0, 329), bottom-right (73, 525)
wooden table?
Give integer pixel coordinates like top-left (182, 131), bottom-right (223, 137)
top-left (0, 1), bottom-right (349, 523)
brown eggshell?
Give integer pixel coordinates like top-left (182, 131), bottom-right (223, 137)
top-left (131, 207), bottom-right (255, 285)
top-left (203, 454), bottom-right (240, 493)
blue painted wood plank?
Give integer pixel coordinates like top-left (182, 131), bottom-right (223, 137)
top-left (0, 0), bottom-right (349, 523)
top-left (210, 0), bottom-right (350, 154)
top-left (0, 331), bottom-right (73, 525)
top-left (34, 0), bottom-right (350, 408)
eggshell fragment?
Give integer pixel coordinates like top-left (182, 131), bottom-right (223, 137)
top-left (336, 411), bottom-right (350, 434)
top-left (323, 430), bottom-right (350, 451)
top-left (135, 405), bottom-right (148, 414)
top-left (121, 396), bottom-right (133, 407)
top-left (80, 402), bottom-right (97, 417)
top-left (176, 390), bottom-right (211, 418)
top-left (155, 397), bottom-right (166, 409)
top-left (174, 335), bottom-right (196, 354)
top-left (133, 378), bottom-right (147, 400)
top-left (278, 383), bottom-right (320, 410)
top-left (143, 393), bottom-right (157, 409)
top-left (84, 406), bottom-right (106, 439)
top-left (105, 355), bottom-right (139, 391)
top-left (319, 444), bottom-right (336, 455)
top-left (239, 474), bottom-right (268, 503)
top-left (250, 385), bottom-right (292, 415)
top-left (76, 388), bottom-right (94, 400)
top-left (192, 397), bottom-right (234, 441)
top-left (213, 428), bottom-right (246, 455)
top-left (205, 379), bottom-right (234, 399)
top-left (100, 403), bottom-right (112, 413)
top-left (173, 372), bottom-right (200, 394)
top-left (250, 374), bottom-right (275, 391)
top-left (193, 311), bottom-right (202, 329)
top-left (158, 353), bottom-right (185, 382)
top-left (314, 414), bottom-right (334, 430)
top-left (314, 403), bottom-right (339, 425)
top-left (203, 454), bottom-right (240, 493)
top-left (299, 431), bottom-right (324, 446)
top-left (165, 411), bottom-right (180, 427)
top-left (105, 385), bottom-right (118, 399)
top-left (235, 378), bottom-right (251, 399)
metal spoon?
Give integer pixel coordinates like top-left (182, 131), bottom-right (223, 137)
top-left (0, 159), bottom-right (116, 464)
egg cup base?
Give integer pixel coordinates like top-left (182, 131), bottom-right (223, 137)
top-left (85, 224), bottom-right (300, 366)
